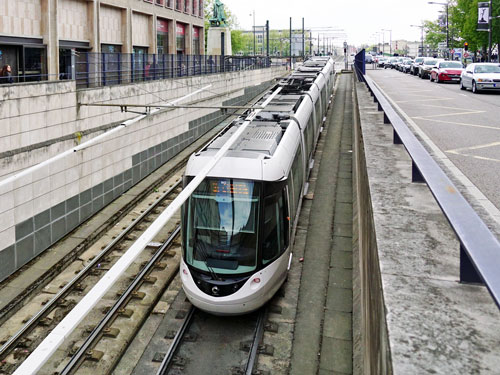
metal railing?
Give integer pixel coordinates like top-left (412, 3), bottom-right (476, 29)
top-left (354, 65), bottom-right (500, 310)
top-left (75, 53), bottom-right (274, 89)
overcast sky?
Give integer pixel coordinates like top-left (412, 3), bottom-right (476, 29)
top-left (221, 0), bottom-right (443, 46)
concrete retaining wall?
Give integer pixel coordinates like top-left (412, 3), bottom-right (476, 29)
top-left (0, 66), bottom-right (286, 281)
top-left (352, 77), bottom-right (392, 375)
top-left (353, 77), bottom-right (500, 374)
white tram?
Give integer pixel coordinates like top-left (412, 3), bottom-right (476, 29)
top-left (180, 56), bottom-right (335, 315)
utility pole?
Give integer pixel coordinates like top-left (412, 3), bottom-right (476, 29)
top-left (266, 20), bottom-right (270, 57)
top-left (289, 17), bottom-right (292, 68)
top-left (302, 18), bottom-right (305, 58)
top-left (489, 0), bottom-right (492, 61)
top-left (253, 10), bottom-right (256, 55)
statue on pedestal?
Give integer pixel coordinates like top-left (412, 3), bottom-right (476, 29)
top-left (209, 0), bottom-right (227, 27)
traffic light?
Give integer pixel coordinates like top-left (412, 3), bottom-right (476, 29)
top-left (464, 42), bottom-right (469, 51)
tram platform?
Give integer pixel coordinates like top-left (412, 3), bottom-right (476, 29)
top-left (290, 71), bottom-right (354, 375)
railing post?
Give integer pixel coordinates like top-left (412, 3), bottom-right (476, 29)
top-left (162, 54), bottom-right (166, 79)
top-left (118, 53), bottom-right (121, 84)
top-left (460, 244), bottom-right (483, 284)
top-left (411, 160), bottom-right (424, 182)
top-left (102, 53), bottom-right (106, 86)
top-left (171, 54), bottom-right (174, 78)
top-left (393, 129), bottom-right (403, 145)
top-left (153, 54), bottom-right (157, 80)
top-left (85, 52), bottom-right (90, 88)
top-left (131, 54), bottom-right (134, 82)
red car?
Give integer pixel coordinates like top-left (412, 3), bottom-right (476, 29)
top-left (430, 61), bottom-right (464, 83)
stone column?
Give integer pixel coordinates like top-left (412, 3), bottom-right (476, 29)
top-left (122, 8), bottom-right (133, 54)
top-left (185, 23), bottom-right (192, 55)
top-left (169, 20), bottom-right (177, 55)
top-left (150, 14), bottom-right (157, 54)
top-left (41, 0), bottom-right (59, 80)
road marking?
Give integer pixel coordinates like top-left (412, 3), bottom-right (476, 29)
top-left (421, 104), bottom-right (479, 111)
top-left (447, 152), bottom-right (500, 163)
top-left (411, 117), bottom-right (500, 130)
top-left (413, 110), bottom-right (485, 119)
top-left (447, 141), bottom-right (500, 152)
top-left (395, 98), bottom-right (454, 103)
top-left (367, 74), bottom-right (500, 225)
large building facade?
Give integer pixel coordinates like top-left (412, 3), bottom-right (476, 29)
top-left (0, 0), bottom-right (205, 81)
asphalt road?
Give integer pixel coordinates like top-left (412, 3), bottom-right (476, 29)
top-left (367, 66), bottom-right (500, 213)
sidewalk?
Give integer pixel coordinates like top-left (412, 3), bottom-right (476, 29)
top-left (290, 72), bottom-right (354, 375)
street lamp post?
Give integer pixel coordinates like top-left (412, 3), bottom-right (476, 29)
top-left (428, 1), bottom-right (449, 58)
top-left (250, 11), bottom-right (256, 55)
top-left (410, 24), bottom-right (425, 56)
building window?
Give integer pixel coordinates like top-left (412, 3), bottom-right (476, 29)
top-left (184, 0), bottom-right (189, 12)
top-left (193, 27), bottom-right (200, 55)
top-left (176, 23), bottom-right (185, 53)
top-left (166, 0), bottom-right (172, 7)
top-left (199, 0), bottom-right (203, 17)
top-left (176, 0), bottom-right (182, 11)
top-left (192, 0), bottom-right (197, 16)
top-left (155, 0), bottom-right (164, 5)
top-left (24, 47), bottom-right (47, 82)
top-left (157, 19), bottom-right (169, 55)
top-left (101, 44), bottom-right (121, 53)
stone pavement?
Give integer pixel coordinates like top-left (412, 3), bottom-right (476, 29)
top-left (290, 72), bottom-right (354, 375)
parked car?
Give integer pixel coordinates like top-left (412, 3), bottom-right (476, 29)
top-left (411, 57), bottom-right (425, 75)
top-left (365, 54), bottom-right (373, 63)
top-left (401, 58), bottom-right (414, 73)
top-left (460, 63), bottom-right (500, 93)
top-left (430, 61), bottom-right (464, 83)
top-left (393, 57), bottom-right (405, 70)
top-left (377, 57), bottom-right (387, 67)
top-left (418, 58), bottom-right (441, 79)
top-left (384, 57), bottom-right (399, 69)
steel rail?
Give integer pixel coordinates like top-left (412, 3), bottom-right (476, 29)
top-left (359, 69), bottom-right (500, 309)
top-left (155, 305), bottom-right (196, 375)
top-left (0, 180), bottom-right (181, 360)
top-left (61, 227), bottom-right (181, 375)
top-left (245, 308), bottom-right (268, 375)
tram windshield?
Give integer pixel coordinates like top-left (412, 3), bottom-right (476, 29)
top-left (184, 179), bottom-right (260, 275)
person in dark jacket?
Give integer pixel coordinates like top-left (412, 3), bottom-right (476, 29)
top-left (0, 64), bottom-right (13, 84)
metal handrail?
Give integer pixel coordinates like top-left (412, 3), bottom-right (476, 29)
top-left (357, 67), bottom-right (500, 310)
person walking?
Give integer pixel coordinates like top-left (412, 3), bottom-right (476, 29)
top-left (0, 64), bottom-right (13, 84)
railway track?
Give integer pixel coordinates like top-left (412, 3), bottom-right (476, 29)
top-left (155, 305), bottom-right (269, 375)
top-left (0, 173), bottom-right (184, 374)
top-left (0, 88), bottom-right (272, 374)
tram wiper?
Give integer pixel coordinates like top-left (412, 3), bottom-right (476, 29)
top-left (193, 236), bottom-right (221, 281)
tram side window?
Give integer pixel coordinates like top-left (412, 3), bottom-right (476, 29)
top-left (287, 172), bottom-right (295, 221)
top-left (314, 99), bottom-right (321, 129)
top-left (321, 86), bottom-right (327, 113)
top-left (262, 194), bottom-right (285, 264)
top-left (306, 117), bottom-right (314, 159)
top-left (291, 145), bottom-right (304, 216)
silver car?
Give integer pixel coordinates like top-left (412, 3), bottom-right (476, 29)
top-left (460, 63), bottom-right (500, 93)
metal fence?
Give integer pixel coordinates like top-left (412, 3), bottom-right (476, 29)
top-left (74, 53), bottom-right (275, 89)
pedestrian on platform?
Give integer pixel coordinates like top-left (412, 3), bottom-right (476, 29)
top-left (0, 64), bottom-right (13, 84)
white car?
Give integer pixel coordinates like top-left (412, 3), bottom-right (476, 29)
top-left (460, 63), bottom-right (500, 93)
